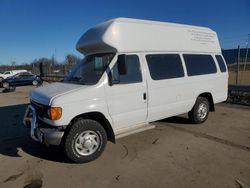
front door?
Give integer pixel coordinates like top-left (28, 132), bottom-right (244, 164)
top-left (105, 54), bottom-right (147, 131)
top-left (12, 73), bottom-right (28, 86)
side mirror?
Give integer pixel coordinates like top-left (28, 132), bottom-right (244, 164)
top-left (117, 54), bottom-right (127, 75)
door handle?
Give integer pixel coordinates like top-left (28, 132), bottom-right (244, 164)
top-left (143, 93), bottom-right (147, 100)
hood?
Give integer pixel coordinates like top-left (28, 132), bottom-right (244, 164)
top-left (31, 82), bottom-right (84, 105)
top-left (5, 75), bottom-right (14, 80)
top-left (0, 73), bottom-right (7, 78)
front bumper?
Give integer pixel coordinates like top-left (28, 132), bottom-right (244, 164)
top-left (23, 105), bottom-right (64, 146)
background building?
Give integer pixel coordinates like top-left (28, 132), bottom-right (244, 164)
top-left (222, 48), bottom-right (250, 64)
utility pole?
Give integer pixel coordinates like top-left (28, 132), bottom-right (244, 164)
top-left (243, 34), bottom-right (250, 72)
top-left (236, 45), bottom-right (240, 85)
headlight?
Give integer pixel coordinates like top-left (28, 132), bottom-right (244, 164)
top-left (48, 107), bottom-right (62, 120)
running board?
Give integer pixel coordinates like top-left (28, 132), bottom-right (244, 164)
top-left (115, 124), bottom-right (155, 139)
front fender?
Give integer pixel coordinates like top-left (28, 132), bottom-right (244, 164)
top-left (42, 98), bottom-right (113, 127)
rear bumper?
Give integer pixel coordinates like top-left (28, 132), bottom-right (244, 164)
top-left (23, 105), bottom-right (64, 146)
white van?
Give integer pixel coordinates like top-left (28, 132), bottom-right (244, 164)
top-left (23, 18), bottom-right (228, 163)
top-left (0, 70), bottom-right (27, 82)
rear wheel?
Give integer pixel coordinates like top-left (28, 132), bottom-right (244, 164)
top-left (32, 80), bottom-right (38, 86)
top-left (188, 96), bottom-right (210, 124)
top-left (64, 119), bottom-right (107, 163)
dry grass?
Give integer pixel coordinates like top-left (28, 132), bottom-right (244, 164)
top-left (227, 63), bottom-right (250, 85)
top-left (228, 71), bottom-right (250, 85)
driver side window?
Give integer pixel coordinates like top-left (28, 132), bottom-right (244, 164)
top-left (111, 55), bottom-right (142, 84)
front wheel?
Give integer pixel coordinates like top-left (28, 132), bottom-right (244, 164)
top-left (188, 96), bottom-right (210, 124)
top-left (64, 119), bottom-right (107, 163)
top-left (2, 82), bottom-right (10, 89)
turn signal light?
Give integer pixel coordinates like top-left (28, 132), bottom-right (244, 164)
top-left (49, 107), bottom-right (62, 120)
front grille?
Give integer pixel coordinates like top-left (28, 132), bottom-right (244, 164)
top-left (31, 100), bottom-right (49, 119)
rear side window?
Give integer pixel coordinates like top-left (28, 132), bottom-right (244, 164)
top-left (146, 54), bottom-right (184, 80)
top-left (20, 72), bottom-right (33, 78)
top-left (215, 55), bottom-right (227, 72)
top-left (183, 54), bottom-right (217, 76)
top-left (111, 55), bottom-right (142, 84)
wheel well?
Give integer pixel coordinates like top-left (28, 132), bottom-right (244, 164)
top-left (198, 93), bottom-right (215, 111)
top-left (66, 112), bottom-right (115, 144)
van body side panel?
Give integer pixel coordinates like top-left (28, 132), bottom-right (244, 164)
top-left (103, 53), bottom-right (148, 131)
top-left (145, 76), bottom-right (192, 122)
top-left (180, 53), bottom-right (228, 108)
top-left (180, 74), bottom-right (226, 110)
top-left (44, 79), bottom-right (113, 127)
top-left (142, 52), bottom-right (190, 122)
top-left (213, 54), bottom-right (228, 103)
top-left (212, 73), bottom-right (228, 103)
top-left (144, 52), bottom-right (228, 123)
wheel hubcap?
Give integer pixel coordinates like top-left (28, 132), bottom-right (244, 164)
top-left (197, 103), bottom-right (207, 119)
top-left (75, 130), bottom-right (100, 156)
top-left (3, 83), bottom-right (9, 88)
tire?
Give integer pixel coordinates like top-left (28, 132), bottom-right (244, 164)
top-left (32, 80), bottom-right (38, 86)
top-left (188, 96), bottom-right (210, 124)
top-left (2, 82), bottom-right (10, 89)
top-left (64, 119), bottom-right (107, 163)
top-left (39, 80), bottom-right (43, 86)
top-left (0, 77), bottom-right (3, 82)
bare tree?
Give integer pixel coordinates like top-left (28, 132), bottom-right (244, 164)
top-left (66, 54), bottom-right (81, 65)
top-left (65, 54), bottom-right (81, 74)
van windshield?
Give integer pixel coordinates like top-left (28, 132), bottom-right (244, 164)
top-left (65, 53), bottom-right (115, 85)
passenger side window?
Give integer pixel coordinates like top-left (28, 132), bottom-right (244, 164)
top-left (18, 73), bottom-right (27, 78)
top-left (111, 55), bottom-right (142, 84)
top-left (14, 74), bottom-right (20, 78)
top-left (183, 54), bottom-right (217, 76)
top-left (23, 73), bottom-right (33, 78)
top-left (215, 55), bottom-right (227, 72)
top-left (146, 54), bottom-right (184, 80)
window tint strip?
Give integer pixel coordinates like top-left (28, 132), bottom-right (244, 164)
top-left (146, 54), bottom-right (184, 80)
top-left (111, 55), bottom-right (142, 84)
top-left (215, 55), bottom-right (227, 72)
top-left (183, 54), bottom-right (217, 76)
